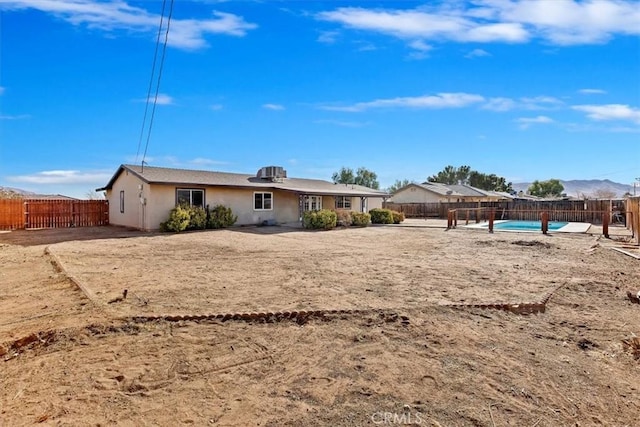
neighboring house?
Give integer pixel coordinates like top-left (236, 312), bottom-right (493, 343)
top-left (389, 182), bottom-right (513, 204)
top-left (97, 164), bottom-right (388, 230)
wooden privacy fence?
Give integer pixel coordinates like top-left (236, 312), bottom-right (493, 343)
top-left (0, 199), bottom-right (109, 230)
top-left (385, 199), bottom-right (619, 224)
top-left (628, 197), bottom-right (640, 245)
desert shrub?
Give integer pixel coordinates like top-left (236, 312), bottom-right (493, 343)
top-left (369, 208), bottom-right (394, 224)
top-left (335, 210), bottom-right (352, 227)
top-left (187, 206), bottom-right (207, 230)
top-left (160, 205), bottom-right (190, 232)
top-left (207, 204), bottom-right (238, 229)
top-left (350, 212), bottom-right (371, 227)
top-left (302, 209), bottom-right (337, 230)
top-left (391, 210), bottom-right (405, 224)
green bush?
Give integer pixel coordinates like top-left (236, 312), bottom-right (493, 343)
top-left (335, 210), bottom-right (352, 227)
top-left (160, 205), bottom-right (190, 232)
top-left (187, 206), bottom-right (207, 230)
top-left (302, 209), bottom-right (337, 230)
top-left (207, 204), bottom-right (238, 229)
top-left (369, 208), bottom-right (394, 224)
top-left (391, 210), bottom-right (405, 224)
top-left (350, 212), bottom-right (371, 227)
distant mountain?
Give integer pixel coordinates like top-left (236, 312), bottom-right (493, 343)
top-left (512, 179), bottom-right (634, 198)
top-left (0, 186), bottom-right (35, 198)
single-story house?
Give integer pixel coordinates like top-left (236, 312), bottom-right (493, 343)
top-left (389, 182), bottom-right (513, 204)
top-left (97, 164), bottom-right (388, 230)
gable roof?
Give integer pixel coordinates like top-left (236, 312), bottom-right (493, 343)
top-left (394, 182), bottom-right (513, 199)
top-left (97, 164), bottom-right (389, 197)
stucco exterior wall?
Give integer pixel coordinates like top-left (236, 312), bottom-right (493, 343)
top-left (145, 185), bottom-right (301, 229)
top-left (105, 171), bottom-right (388, 230)
top-left (391, 186), bottom-right (446, 203)
top-left (106, 169), bottom-right (146, 229)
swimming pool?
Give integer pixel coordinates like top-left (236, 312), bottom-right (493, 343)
top-left (487, 220), bottom-right (568, 231)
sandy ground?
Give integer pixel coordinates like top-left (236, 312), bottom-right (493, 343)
top-left (1, 223), bottom-right (639, 426)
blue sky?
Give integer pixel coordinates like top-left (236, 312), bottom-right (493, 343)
top-left (0, 0), bottom-right (639, 197)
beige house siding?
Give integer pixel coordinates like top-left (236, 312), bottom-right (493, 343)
top-left (146, 186), bottom-right (301, 229)
top-left (392, 186), bottom-right (447, 203)
top-left (101, 167), bottom-right (388, 230)
top-left (106, 169), bottom-right (147, 229)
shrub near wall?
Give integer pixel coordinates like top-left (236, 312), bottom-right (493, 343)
top-left (303, 209), bottom-right (337, 230)
top-left (369, 208), bottom-right (394, 224)
top-left (335, 210), bottom-right (352, 227)
top-left (391, 210), bottom-right (405, 224)
top-left (350, 212), bottom-right (371, 227)
top-left (161, 204), bottom-right (237, 232)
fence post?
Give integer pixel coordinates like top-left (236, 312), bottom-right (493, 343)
top-left (541, 211), bottom-right (548, 234)
top-left (454, 210), bottom-right (458, 228)
top-left (466, 209), bottom-right (470, 225)
top-left (602, 212), bottom-right (609, 238)
top-left (489, 209), bottom-right (495, 233)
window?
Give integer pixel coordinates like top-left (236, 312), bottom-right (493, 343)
top-left (335, 196), bottom-right (351, 209)
top-left (120, 190), bottom-right (125, 213)
top-left (177, 188), bottom-right (205, 207)
top-left (303, 196), bottom-right (322, 211)
top-left (254, 192), bottom-right (273, 210)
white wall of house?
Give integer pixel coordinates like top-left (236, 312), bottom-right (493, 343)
top-left (105, 169), bottom-right (147, 229)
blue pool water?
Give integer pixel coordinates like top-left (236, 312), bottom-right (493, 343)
top-left (487, 220), bottom-right (568, 231)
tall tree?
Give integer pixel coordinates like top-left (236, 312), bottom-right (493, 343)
top-left (332, 166), bottom-right (380, 190)
top-left (527, 179), bottom-right (564, 198)
top-left (387, 179), bottom-right (413, 193)
top-left (468, 171), bottom-right (513, 193)
top-left (428, 165), bottom-right (512, 192)
top-left (427, 165), bottom-right (471, 185)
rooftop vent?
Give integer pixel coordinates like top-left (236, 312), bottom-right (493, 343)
top-left (257, 166), bottom-right (287, 181)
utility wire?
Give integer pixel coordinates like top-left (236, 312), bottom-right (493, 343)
top-left (141, 0), bottom-right (175, 171)
top-left (135, 0), bottom-right (168, 165)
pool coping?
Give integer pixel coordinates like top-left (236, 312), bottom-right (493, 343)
top-left (462, 220), bottom-right (591, 233)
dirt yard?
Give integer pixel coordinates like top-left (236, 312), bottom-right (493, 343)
top-left (1, 224), bottom-right (639, 426)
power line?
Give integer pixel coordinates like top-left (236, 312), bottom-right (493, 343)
top-left (139, 0), bottom-right (175, 172)
top-left (135, 0), bottom-right (168, 165)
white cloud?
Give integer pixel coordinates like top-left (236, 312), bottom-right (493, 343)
top-left (1, 0), bottom-right (257, 50)
top-left (578, 88), bottom-right (607, 95)
top-left (320, 92), bottom-right (484, 112)
top-left (489, 0), bottom-right (640, 45)
top-left (7, 170), bottom-right (112, 185)
top-left (0, 86), bottom-right (5, 95)
top-left (465, 48), bottom-right (491, 58)
top-left (0, 114), bottom-right (31, 120)
top-left (514, 115), bottom-right (554, 129)
top-left (573, 104), bottom-right (640, 124)
top-left (317, 1), bottom-right (640, 48)
top-left (262, 103), bottom-right (285, 111)
top-left (482, 95), bottom-right (563, 111)
top-left (318, 30), bottom-right (339, 44)
top-left (209, 104), bottom-right (224, 111)
top-left (314, 119), bottom-right (372, 128)
top-left (482, 97), bottom-right (517, 111)
top-left (134, 93), bottom-right (174, 105)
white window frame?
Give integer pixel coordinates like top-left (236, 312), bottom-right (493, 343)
top-left (336, 196), bottom-right (352, 209)
top-left (176, 188), bottom-right (205, 208)
top-left (303, 195), bottom-right (322, 211)
top-left (254, 192), bottom-right (273, 211)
